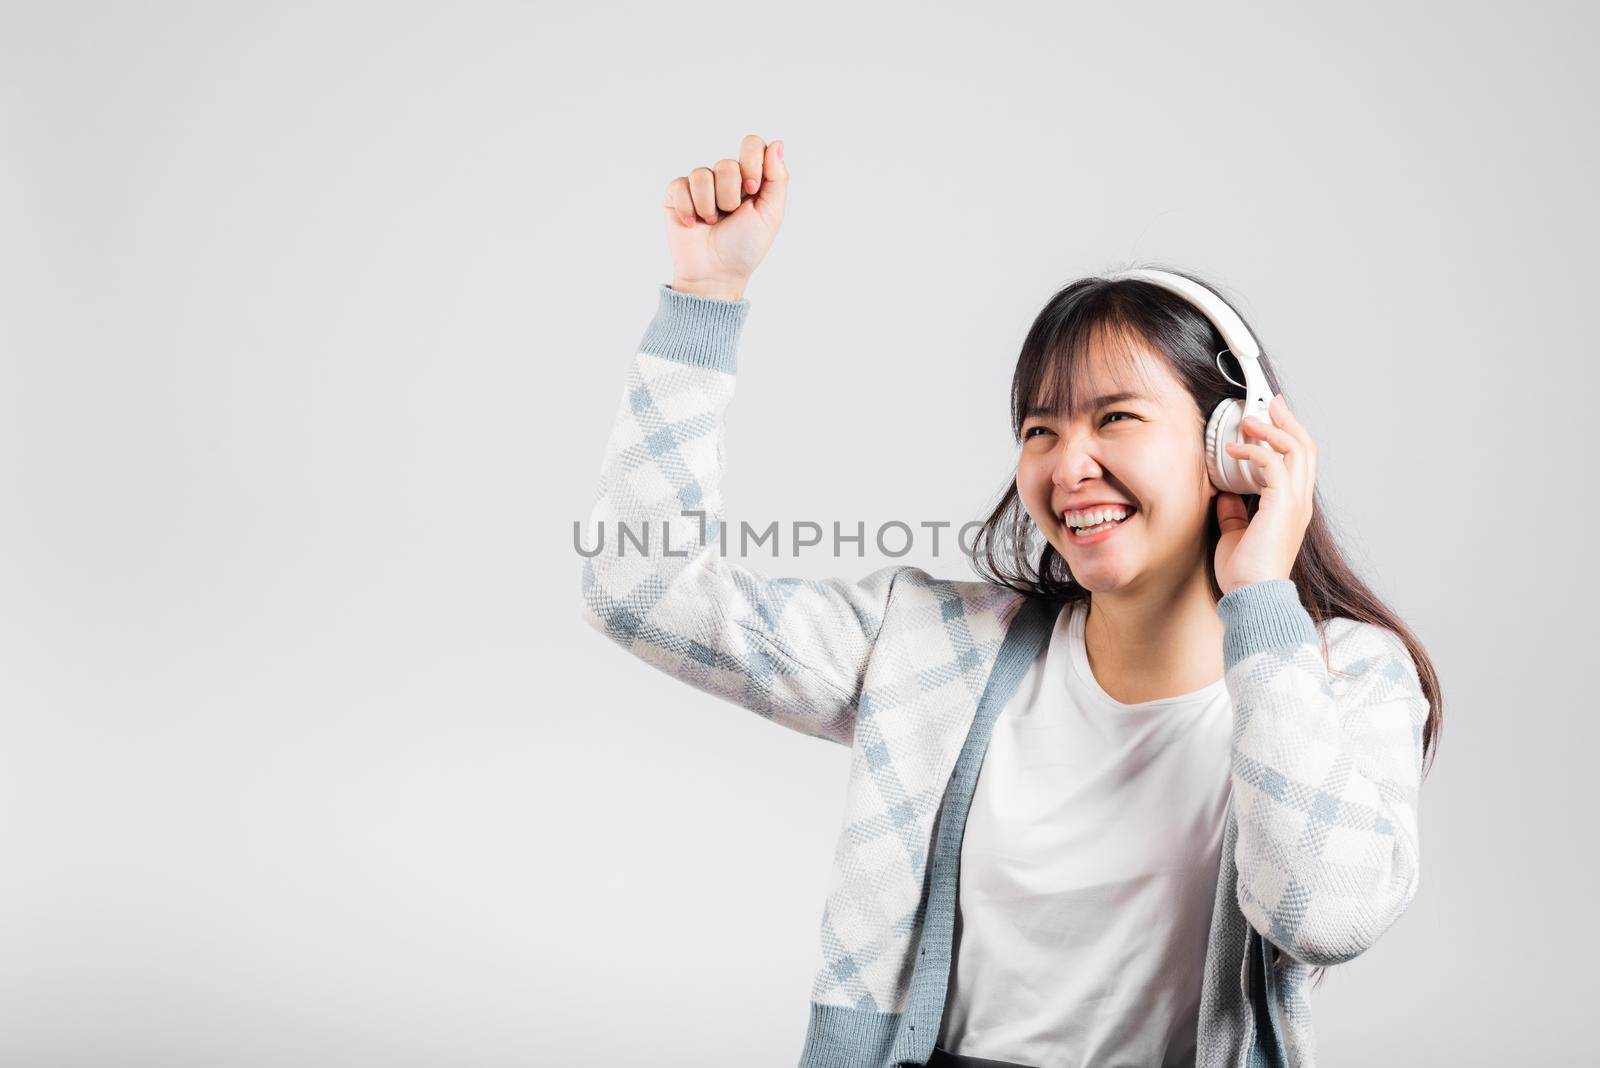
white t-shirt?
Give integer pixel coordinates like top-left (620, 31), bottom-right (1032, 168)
top-left (935, 599), bottom-right (1234, 1068)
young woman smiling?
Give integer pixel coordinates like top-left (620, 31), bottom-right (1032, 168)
top-left (579, 134), bottom-right (1443, 1068)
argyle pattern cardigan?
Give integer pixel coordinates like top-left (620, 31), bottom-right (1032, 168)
top-left (578, 283), bottom-right (1429, 1068)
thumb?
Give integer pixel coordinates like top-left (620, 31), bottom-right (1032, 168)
top-left (753, 139), bottom-right (788, 227)
top-left (1216, 492), bottom-right (1249, 532)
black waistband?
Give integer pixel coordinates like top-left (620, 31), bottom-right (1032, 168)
top-left (926, 1045), bottom-right (1040, 1068)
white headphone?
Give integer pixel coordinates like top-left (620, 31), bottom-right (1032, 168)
top-left (1104, 268), bottom-right (1275, 496)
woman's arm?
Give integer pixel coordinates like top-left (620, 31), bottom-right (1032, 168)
top-left (1215, 578), bottom-right (1429, 966)
top-left (578, 283), bottom-right (902, 747)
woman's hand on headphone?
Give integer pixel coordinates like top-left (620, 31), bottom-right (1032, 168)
top-left (661, 134), bottom-right (788, 302)
top-left (1214, 394), bottom-right (1318, 595)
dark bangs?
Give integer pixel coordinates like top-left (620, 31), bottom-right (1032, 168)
top-left (1010, 277), bottom-right (1230, 440)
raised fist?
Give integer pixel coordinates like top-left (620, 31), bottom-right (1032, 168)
top-left (661, 134), bottom-right (788, 300)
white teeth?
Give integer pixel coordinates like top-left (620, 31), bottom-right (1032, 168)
top-left (1063, 506), bottom-right (1131, 529)
top-left (1070, 517), bottom-right (1122, 536)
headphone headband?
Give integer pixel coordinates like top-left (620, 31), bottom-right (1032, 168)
top-left (1105, 268), bottom-right (1262, 363)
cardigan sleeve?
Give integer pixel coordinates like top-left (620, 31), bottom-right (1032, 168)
top-left (578, 282), bottom-right (901, 747)
top-left (1216, 578), bottom-right (1429, 966)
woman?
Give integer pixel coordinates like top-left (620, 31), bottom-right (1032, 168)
top-left (578, 134), bottom-right (1443, 1068)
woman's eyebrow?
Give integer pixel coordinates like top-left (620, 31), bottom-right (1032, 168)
top-left (1089, 390), bottom-right (1149, 408)
top-left (1024, 391), bottom-right (1148, 419)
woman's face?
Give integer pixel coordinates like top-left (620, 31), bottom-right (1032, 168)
top-left (1016, 337), bottom-right (1218, 595)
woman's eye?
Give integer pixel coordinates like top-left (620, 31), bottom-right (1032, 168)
top-left (1025, 414), bottom-right (1133, 438)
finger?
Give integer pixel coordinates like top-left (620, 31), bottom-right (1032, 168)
top-left (664, 178), bottom-right (697, 228)
top-left (753, 139), bottom-right (787, 227)
top-left (1224, 441), bottom-right (1286, 487)
top-left (1216, 491), bottom-right (1249, 531)
top-left (1227, 440), bottom-right (1286, 467)
top-left (738, 134), bottom-right (766, 196)
top-left (713, 158), bottom-right (743, 212)
top-left (1241, 415), bottom-right (1298, 457)
top-left (687, 166), bottom-right (719, 223)
top-left (1250, 403), bottom-right (1315, 481)
top-left (1269, 394), bottom-right (1315, 453)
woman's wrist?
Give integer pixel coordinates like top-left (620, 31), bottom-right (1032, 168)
top-left (670, 277), bottom-right (747, 302)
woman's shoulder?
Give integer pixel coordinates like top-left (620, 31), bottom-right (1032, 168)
top-left (1320, 614), bottom-right (1422, 688)
top-left (877, 565), bottom-right (1037, 639)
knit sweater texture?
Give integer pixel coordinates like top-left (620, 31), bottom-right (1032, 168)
top-left (578, 283), bottom-right (1429, 1068)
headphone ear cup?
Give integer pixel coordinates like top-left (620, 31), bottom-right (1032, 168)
top-left (1205, 398), bottom-right (1259, 495)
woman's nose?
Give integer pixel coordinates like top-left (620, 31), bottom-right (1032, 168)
top-left (1052, 441), bottom-right (1102, 487)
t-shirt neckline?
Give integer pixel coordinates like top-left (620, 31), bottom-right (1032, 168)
top-left (1065, 600), bottom-right (1227, 711)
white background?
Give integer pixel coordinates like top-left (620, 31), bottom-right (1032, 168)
top-left (4, 2), bottom-right (1592, 1064)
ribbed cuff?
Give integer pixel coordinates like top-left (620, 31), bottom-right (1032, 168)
top-left (1216, 578), bottom-right (1318, 669)
top-left (798, 1002), bottom-right (899, 1068)
top-left (636, 281), bottom-right (750, 373)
